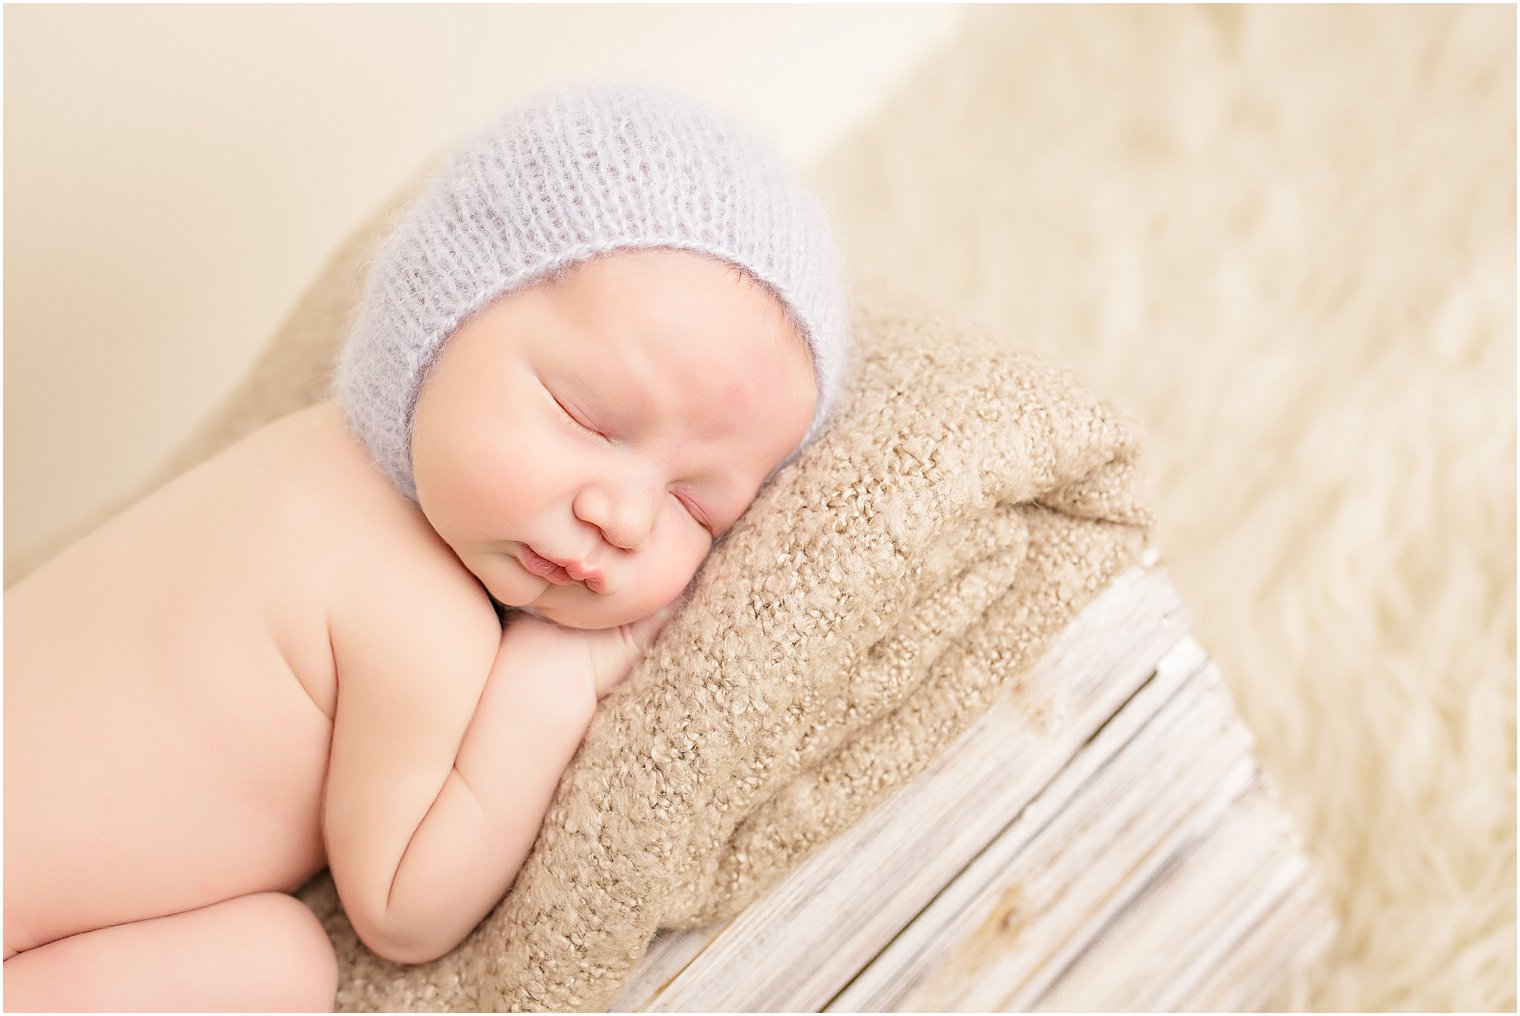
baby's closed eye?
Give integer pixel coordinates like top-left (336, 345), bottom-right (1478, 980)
top-left (673, 491), bottom-right (714, 535)
top-left (544, 384), bottom-right (608, 442)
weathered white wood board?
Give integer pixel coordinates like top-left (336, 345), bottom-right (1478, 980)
top-left (611, 551), bottom-right (1336, 1012)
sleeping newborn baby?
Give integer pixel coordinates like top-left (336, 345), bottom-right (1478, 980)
top-left (3, 80), bottom-right (848, 1011)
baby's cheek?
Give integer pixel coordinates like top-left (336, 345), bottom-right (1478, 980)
top-left (638, 534), bottom-right (710, 608)
top-left (680, 539), bottom-right (719, 595)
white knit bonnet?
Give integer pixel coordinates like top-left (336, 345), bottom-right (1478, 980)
top-left (335, 77), bottom-right (851, 502)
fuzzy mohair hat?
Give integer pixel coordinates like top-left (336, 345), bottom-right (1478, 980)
top-left (335, 77), bottom-right (852, 502)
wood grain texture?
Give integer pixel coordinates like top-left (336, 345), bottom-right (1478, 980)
top-left (613, 553), bottom-right (1336, 1012)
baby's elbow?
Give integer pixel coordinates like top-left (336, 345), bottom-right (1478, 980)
top-left (358, 921), bottom-right (457, 967)
top-left (345, 894), bottom-right (462, 966)
top-left (374, 938), bottom-right (455, 968)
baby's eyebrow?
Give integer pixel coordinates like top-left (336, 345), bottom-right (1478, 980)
top-left (565, 343), bottom-right (661, 420)
top-left (557, 359), bottom-right (628, 422)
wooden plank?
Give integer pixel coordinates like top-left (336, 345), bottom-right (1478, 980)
top-left (1180, 830), bottom-right (1339, 1013)
top-left (615, 924), bottom-right (727, 1012)
top-left (829, 643), bottom-right (1250, 1011)
top-left (1024, 778), bottom-right (1318, 1011)
top-left (618, 555), bottom-right (1190, 1012)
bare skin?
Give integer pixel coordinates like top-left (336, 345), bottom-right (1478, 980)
top-left (2, 249), bottom-right (818, 1011)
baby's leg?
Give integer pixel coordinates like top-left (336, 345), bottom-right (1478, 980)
top-left (2, 892), bottom-right (338, 1012)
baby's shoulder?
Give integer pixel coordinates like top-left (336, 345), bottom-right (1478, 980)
top-left (272, 404), bottom-right (499, 666)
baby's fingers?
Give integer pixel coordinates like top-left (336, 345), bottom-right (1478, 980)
top-left (589, 602), bottom-right (681, 699)
top-left (626, 601), bottom-right (680, 649)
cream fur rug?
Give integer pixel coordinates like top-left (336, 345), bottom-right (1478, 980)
top-left (808, 6), bottom-right (1515, 1011)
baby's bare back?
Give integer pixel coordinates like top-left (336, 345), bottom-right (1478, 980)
top-left (2, 402), bottom-right (446, 957)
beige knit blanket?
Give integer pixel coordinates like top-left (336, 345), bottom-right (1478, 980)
top-left (12, 181), bottom-right (1152, 1010)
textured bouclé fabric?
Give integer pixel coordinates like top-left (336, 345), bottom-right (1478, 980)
top-left (296, 278), bottom-right (1153, 1011)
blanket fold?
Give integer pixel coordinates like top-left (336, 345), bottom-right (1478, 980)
top-left (296, 279), bottom-right (1153, 1011)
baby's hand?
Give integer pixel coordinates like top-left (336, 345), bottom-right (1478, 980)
top-left (505, 603), bottom-right (679, 703)
top-left (582, 604), bottom-right (678, 699)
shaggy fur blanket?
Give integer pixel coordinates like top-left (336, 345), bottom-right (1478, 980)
top-left (807, 6), bottom-right (1515, 1010)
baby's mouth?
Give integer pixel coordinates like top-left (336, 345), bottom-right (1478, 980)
top-left (520, 545), bottom-right (575, 584)
top-left (520, 545), bottom-right (606, 594)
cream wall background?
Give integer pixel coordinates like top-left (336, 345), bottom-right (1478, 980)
top-left (3, 3), bottom-right (965, 561)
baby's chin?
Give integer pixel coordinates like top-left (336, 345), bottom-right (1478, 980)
top-left (521, 602), bottom-right (635, 631)
top-left (492, 586), bottom-right (676, 631)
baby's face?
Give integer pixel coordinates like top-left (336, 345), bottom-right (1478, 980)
top-left (410, 248), bottom-right (819, 630)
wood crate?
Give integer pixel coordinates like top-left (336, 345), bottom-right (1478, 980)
top-left (612, 550), bottom-right (1337, 1012)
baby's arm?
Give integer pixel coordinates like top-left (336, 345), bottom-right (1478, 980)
top-left (324, 558), bottom-right (667, 966)
top-left (375, 611), bottom-right (667, 964)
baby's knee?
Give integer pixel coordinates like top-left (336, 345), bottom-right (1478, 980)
top-left (236, 892), bottom-right (339, 1011)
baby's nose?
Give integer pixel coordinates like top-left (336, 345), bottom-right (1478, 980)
top-left (574, 477), bottom-right (661, 551)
